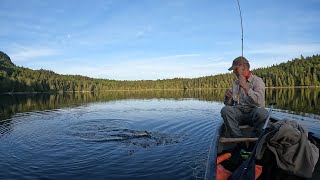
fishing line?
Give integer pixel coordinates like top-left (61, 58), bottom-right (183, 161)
top-left (236, 0), bottom-right (244, 56)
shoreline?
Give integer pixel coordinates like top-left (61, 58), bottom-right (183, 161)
top-left (266, 86), bottom-right (320, 89)
top-left (1, 86), bottom-right (319, 95)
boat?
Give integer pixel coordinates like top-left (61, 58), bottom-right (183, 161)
top-left (204, 116), bottom-right (320, 180)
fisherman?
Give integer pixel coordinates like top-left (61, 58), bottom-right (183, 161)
top-left (221, 56), bottom-right (268, 138)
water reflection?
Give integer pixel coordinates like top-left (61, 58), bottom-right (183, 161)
top-left (265, 88), bottom-right (320, 116)
top-left (0, 89), bottom-right (319, 179)
top-left (0, 88), bottom-right (319, 121)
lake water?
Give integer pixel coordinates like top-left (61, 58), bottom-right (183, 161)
top-left (0, 88), bottom-right (320, 179)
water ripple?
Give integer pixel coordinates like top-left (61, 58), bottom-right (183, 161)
top-left (67, 118), bottom-right (186, 148)
top-left (1, 101), bottom-right (209, 179)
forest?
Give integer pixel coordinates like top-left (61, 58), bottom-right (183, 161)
top-left (0, 51), bottom-right (319, 93)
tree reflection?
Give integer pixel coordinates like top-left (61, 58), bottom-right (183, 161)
top-left (1, 88), bottom-right (319, 121)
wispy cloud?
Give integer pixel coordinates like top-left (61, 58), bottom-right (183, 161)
top-left (9, 45), bottom-right (58, 62)
top-left (249, 43), bottom-right (320, 55)
top-left (145, 53), bottom-right (202, 61)
top-left (244, 42), bottom-right (320, 70)
top-left (48, 54), bottom-right (229, 80)
top-left (135, 26), bottom-right (152, 38)
top-left (194, 61), bottom-right (230, 68)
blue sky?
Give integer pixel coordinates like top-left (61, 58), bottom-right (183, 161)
top-left (1, 0), bottom-right (320, 80)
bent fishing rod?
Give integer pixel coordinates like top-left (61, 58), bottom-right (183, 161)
top-left (236, 0), bottom-right (244, 57)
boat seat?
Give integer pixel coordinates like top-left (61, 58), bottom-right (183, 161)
top-left (219, 125), bottom-right (257, 143)
top-left (239, 125), bottom-right (253, 129)
top-left (219, 137), bottom-right (258, 143)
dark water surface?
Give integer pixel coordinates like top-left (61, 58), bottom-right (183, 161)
top-left (0, 89), bottom-right (319, 179)
top-left (0, 99), bottom-right (222, 179)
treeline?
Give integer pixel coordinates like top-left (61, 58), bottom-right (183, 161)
top-left (254, 55), bottom-right (320, 87)
top-left (0, 51), bottom-right (320, 93)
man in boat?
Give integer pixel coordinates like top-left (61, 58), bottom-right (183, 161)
top-left (221, 56), bottom-right (268, 138)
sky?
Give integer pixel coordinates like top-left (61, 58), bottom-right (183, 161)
top-left (1, 0), bottom-right (320, 80)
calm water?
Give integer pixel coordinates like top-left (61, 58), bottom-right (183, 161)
top-left (0, 88), bottom-right (320, 179)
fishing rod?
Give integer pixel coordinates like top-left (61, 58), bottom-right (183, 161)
top-left (236, 0), bottom-right (244, 57)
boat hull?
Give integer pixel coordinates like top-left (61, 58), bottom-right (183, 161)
top-left (204, 117), bottom-right (320, 180)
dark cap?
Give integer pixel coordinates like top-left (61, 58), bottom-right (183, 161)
top-left (228, 56), bottom-right (249, 71)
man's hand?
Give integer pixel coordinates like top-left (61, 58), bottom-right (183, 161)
top-left (238, 75), bottom-right (250, 92)
top-left (225, 89), bottom-right (232, 98)
top-left (224, 88), bottom-right (233, 105)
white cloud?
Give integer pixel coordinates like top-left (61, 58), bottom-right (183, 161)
top-left (248, 43), bottom-right (320, 56)
top-left (9, 45), bottom-right (58, 62)
top-left (153, 53), bottom-right (202, 60)
top-left (48, 54), bottom-right (229, 80)
top-left (135, 26), bottom-right (152, 38)
top-left (245, 42), bottom-right (320, 69)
